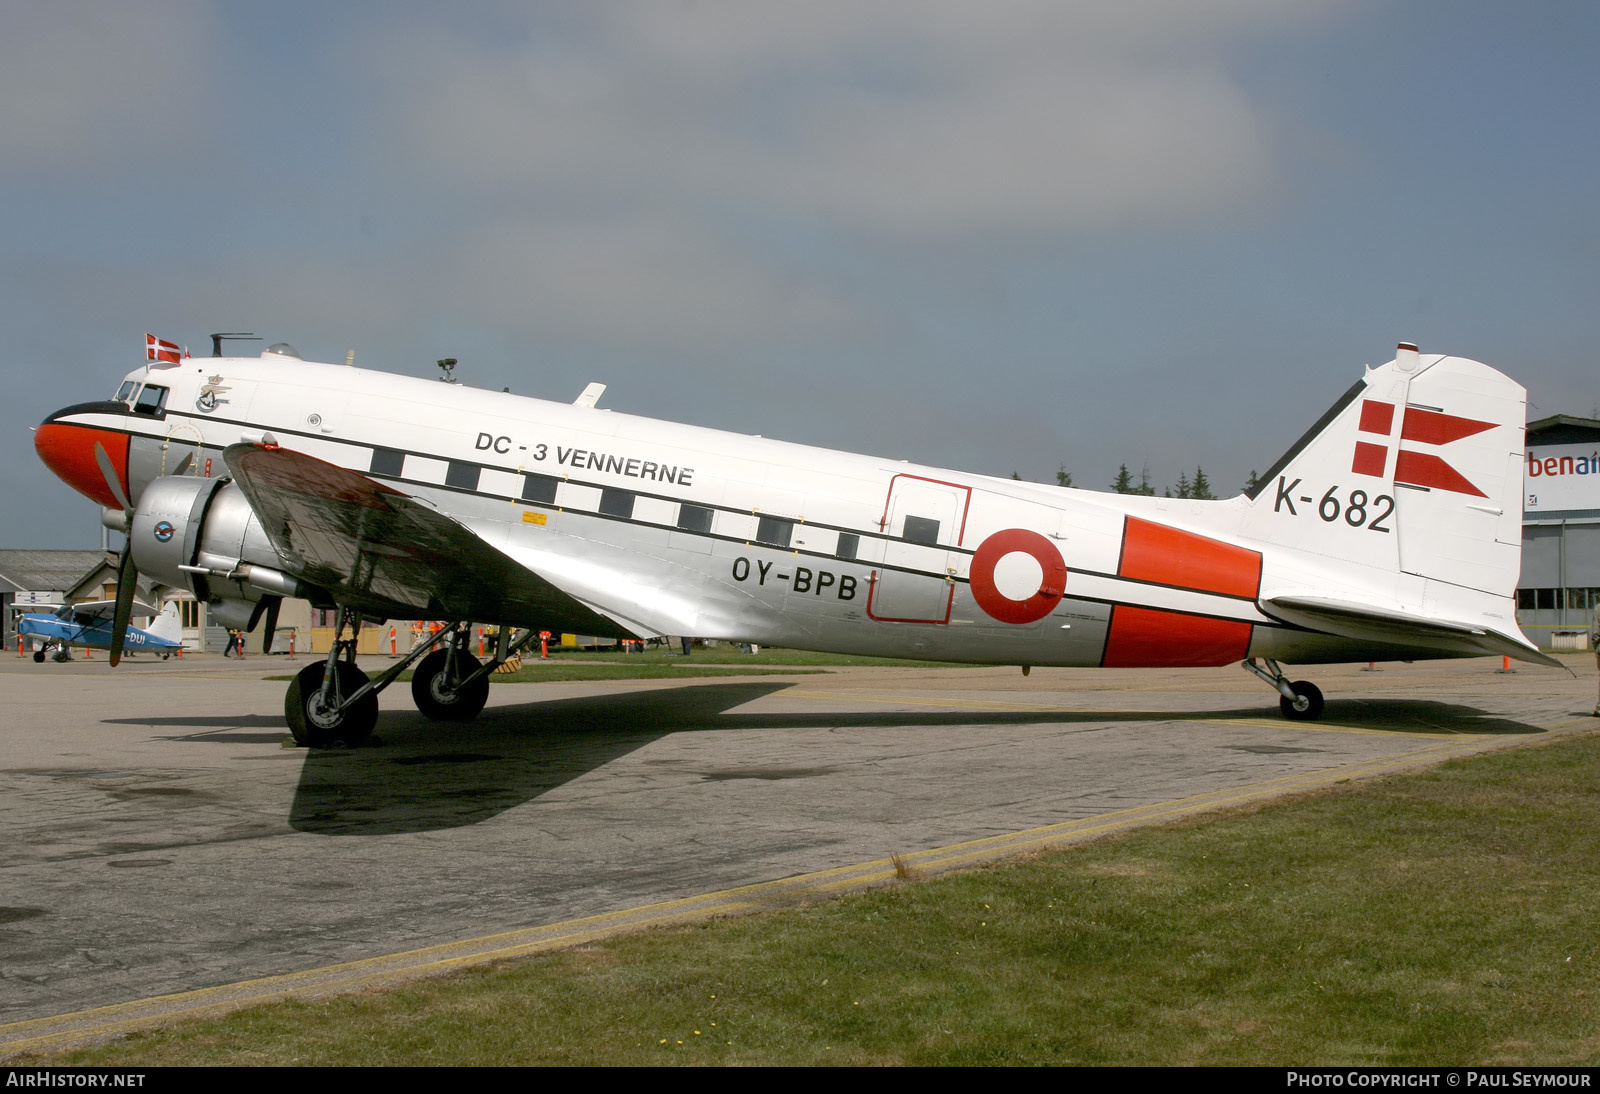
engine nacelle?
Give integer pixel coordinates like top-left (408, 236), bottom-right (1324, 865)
top-left (128, 477), bottom-right (309, 620)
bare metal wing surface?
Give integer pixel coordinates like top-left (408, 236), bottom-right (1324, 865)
top-left (223, 442), bottom-right (630, 638)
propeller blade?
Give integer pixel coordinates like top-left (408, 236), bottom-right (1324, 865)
top-left (93, 441), bottom-right (133, 513)
top-left (108, 546), bottom-right (138, 667)
top-left (261, 596), bottom-right (281, 654)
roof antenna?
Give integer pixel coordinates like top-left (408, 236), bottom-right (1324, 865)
top-left (210, 332), bottom-right (261, 357)
top-left (437, 357), bottom-right (459, 384)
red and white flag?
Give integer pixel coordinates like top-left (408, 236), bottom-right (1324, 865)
top-left (145, 333), bottom-right (181, 365)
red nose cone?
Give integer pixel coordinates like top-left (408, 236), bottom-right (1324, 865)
top-left (35, 421), bottom-right (130, 509)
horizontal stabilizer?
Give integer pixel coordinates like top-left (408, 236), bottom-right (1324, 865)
top-left (1262, 595), bottom-right (1562, 669)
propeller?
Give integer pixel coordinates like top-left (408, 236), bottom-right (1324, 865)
top-left (261, 595), bottom-right (281, 654)
top-left (108, 547), bottom-right (138, 667)
top-left (246, 594), bottom-right (283, 654)
top-left (95, 441), bottom-right (138, 667)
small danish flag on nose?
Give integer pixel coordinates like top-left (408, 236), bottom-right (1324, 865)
top-left (145, 333), bottom-right (181, 364)
top-left (1352, 400), bottom-right (1495, 497)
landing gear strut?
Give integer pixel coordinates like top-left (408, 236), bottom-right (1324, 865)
top-left (1243, 658), bottom-right (1325, 721)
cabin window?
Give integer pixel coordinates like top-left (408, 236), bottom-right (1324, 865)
top-left (599, 488), bottom-right (635, 519)
top-left (903, 515), bottom-right (940, 546)
top-left (133, 384), bottom-right (168, 416)
top-left (446, 461), bottom-right (480, 491)
top-left (521, 473), bottom-right (559, 505)
top-left (836, 533), bottom-right (859, 560)
top-left (756, 515), bottom-right (794, 548)
top-left (677, 503), bottom-right (713, 534)
top-left (370, 447), bottom-right (405, 477)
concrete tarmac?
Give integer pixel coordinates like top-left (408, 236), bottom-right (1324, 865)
top-left (0, 651), bottom-right (1595, 1040)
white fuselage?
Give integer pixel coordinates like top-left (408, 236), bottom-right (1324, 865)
top-left (58, 352), bottom-right (1519, 668)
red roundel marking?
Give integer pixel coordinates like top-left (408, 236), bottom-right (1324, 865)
top-left (969, 528), bottom-right (1066, 625)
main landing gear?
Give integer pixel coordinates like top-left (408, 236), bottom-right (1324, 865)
top-left (1243, 657), bottom-right (1325, 721)
top-left (282, 613), bottom-right (539, 748)
top-left (411, 647), bottom-right (491, 721)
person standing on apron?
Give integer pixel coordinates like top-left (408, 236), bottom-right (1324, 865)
top-left (1591, 601), bottom-right (1600, 716)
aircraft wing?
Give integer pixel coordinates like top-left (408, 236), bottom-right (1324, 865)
top-left (1260, 594), bottom-right (1562, 669)
top-left (65, 598), bottom-right (160, 620)
top-left (223, 443), bottom-right (631, 636)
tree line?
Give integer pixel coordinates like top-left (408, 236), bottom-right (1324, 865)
top-left (1011, 465), bottom-right (1264, 499)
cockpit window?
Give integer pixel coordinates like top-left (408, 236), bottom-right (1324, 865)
top-left (115, 380), bottom-right (136, 404)
top-left (133, 384), bottom-right (169, 415)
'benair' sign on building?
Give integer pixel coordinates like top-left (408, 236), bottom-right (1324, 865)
top-left (1526, 443), bottom-right (1600, 513)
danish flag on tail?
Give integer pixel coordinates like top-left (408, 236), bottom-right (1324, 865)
top-left (145, 334), bottom-right (181, 365)
top-left (1353, 400), bottom-right (1497, 497)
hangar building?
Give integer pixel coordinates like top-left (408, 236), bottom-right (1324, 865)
top-left (1518, 414), bottom-right (1600, 649)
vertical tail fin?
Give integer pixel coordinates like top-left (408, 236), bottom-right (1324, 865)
top-left (1242, 345), bottom-right (1526, 597)
top-left (147, 600), bottom-right (183, 644)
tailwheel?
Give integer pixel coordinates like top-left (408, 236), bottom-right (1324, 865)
top-left (411, 648), bottom-right (490, 721)
top-left (32, 650), bottom-right (44, 663)
top-left (1279, 681), bottom-right (1324, 721)
top-left (285, 661), bottom-right (377, 748)
top-left (1244, 658), bottom-right (1327, 722)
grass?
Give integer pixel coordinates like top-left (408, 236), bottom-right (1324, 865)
top-left (273, 646), bottom-right (967, 683)
top-left (34, 729), bottom-right (1600, 1066)
top-left (521, 645), bottom-right (969, 669)
top-left (463, 662), bottom-right (827, 682)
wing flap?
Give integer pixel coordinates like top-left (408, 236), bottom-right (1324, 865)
top-left (224, 443), bottom-right (631, 635)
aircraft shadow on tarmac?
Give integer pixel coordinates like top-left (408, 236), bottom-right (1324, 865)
top-left (264, 682), bottom-right (1542, 837)
top-left (100, 712), bottom-right (301, 746)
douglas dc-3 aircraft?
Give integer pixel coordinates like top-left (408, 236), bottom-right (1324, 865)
top-left (16, 599), bottom-right (182, 662)
top-left (34, 337), bottom-right (1554, 747)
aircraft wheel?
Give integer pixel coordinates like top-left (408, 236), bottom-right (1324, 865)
top-left (32, 650), bottom-right (44, 663)
top-left (411, 649), bottom-right (490, 721)
top-left (1279, 681), bottom-right (1324, 721)
top-left (285, 661), bottom-right (377, 748)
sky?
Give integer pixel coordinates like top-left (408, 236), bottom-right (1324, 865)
top-left (4, 0), bottom-right (1598, 547)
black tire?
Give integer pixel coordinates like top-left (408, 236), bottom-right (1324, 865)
top-left (32, 650), bottom-right (44, 663)
top-left (411, 648), bottom-right (490, 721)
top-left (1279, 680), bottom-right (1325, 721)
top-left (285, 661), bottom-right (377, 748)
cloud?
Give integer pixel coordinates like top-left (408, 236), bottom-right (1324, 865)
top-left (0, 1), bottom-right (222, 177)
top-left (443, 215), bottom-right (864, 347)
top-left (361, 1), bottom-right (1323, 236)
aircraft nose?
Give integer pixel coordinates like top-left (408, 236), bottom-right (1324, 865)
top-left (35, 408), bottom-right (131, 510)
